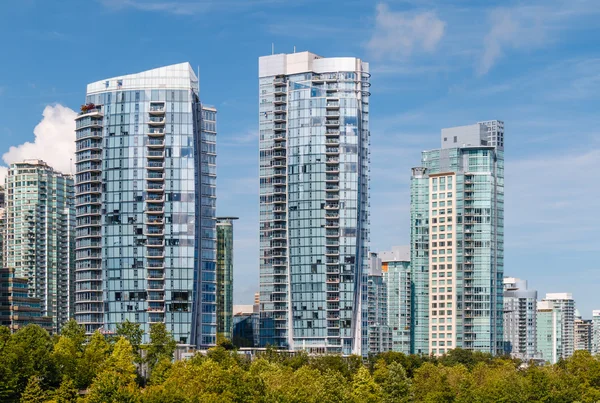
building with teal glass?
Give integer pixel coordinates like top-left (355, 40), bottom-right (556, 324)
top-left (258, 51), bottom-right (370, 355)
top-left (216, 217), bottom-right (237, 342)
top-left (74, 63), bottom-right (217, 348)
top-left (378, 246), bottom-right (412, 354)
top-left (367, 253), bottom-right (391, 354)
top-left (537, 293), bottom-right (575, 363)
top-left (410, 121), bottom-right (505, 356)
top-left (3, 160), bottom-right (75, 333)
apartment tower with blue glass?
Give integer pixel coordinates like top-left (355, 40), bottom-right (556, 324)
top-left (74, 63), bottom-right (217, 347)
top-left (410, 121), bottom-right (505, 356)
top-left (258, 52), bottom-right (370, 355)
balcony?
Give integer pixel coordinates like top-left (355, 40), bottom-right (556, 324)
top-left (145, 194), bottom-right (165, 203)
top-left (146, 161), bottom-right (164, 170)
top-left (325, 120), bottom-right (340, 127)
top-left (273, 112), bottom-right (286, 123)
top-left (324, 203), bottom-right (339, 210)
top-left (148, 117), bottom-right (165, 126)
top-left (146, 205), bottom-right (164, 213)
top-left (147, 139), bottom-right (165, 148)
top-left (273, 86), bottom-right (286, 95)
top-left (148, 129), bottom-right (165, 137)
top-left (326, 101), bottom-right (340, 109)
top-left (149, 102), bottom-right (166, 115)
top-left (274, 123), bottom-right (286, 131)
top-left (146, 184), bottom-right (165, 192)
top-left (274, 96), bottom-right (287, 104)
top-left (145, 227), bottom-right (164, 236)
top-left (146, 249), bottom-right (165, 259)
top-left (145, 216), bottom-right (164, 225)
top-left (325, 147), bottom-right (339, 155)
top-left (326, 230), bottom-right (339, 238)
top-left (325, 157), bottom-right (339, 165)
top-left (273, 77), bottom-right (286, 85)
top-left (326, 249), bottom-right (339, 256)
top-left (273, 141), bottom-right (286, 151)
top-left (326, 176), bottom-right (339, 183)
top-left (147, 150), bottom-right (165, 159)
top-left (147, 239), bottom-right (164, 248)
top-left (147, 172), bottom-right (164, 181)
top-left (325, 221), bottom-right (339, 229)
top-left (273, 151), bottom-right (286, 159)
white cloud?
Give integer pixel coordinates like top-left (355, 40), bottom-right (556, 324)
top-left (1, 104), bottom-right (77, 179)
top-left (366, 3), bottom-right (445, 60)
top-left (99, 0), bottom-right (283, 15)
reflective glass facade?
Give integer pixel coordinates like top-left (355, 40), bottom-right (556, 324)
top-left (258, 52), bottom-right (370, 355)
top-left (4, 160), bottom-right (75, 333)
top-left (411, 121), bottom-right (505, 356)
top-left (216, 217), bottom-right (237, 341)
top-left (74, 63), bottom-right (216, 347)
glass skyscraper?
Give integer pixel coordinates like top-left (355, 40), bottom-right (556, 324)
top-left (410, 121), bottom-right (505, 356)
top-left (74, 63), bottom-right (217, 347)
top-left (216, 216), bottom-right (237, 341)
top-left (258, 51), bottom-right (370, 355)
top-left (3, 160), bottom-right (75, 333)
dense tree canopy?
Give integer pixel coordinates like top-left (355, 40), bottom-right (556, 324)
top-left (2, 322), bottom-right (600, 402)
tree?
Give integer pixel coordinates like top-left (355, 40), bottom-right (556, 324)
top-left (373, 360), bottom-right (411, 403)
top-left (20, 376), bottom-right (45, 403)
top-left (85, 338), bottom-right (140, 403)
top-left (10, 324), bottom-right (57, 392)
top-left (145, 323), bottom-right (177, 370)
top-left (76, 331), bottom-right (110, 389)
top-left (55, 376), bottom-right (78, 403)
top-left (60, 320), bottom-right (86, 352)
top-left (53, 336), bottom-right (79, 381)
top-left (116, 320), bottom-right (143, 362)
top-left (351, 366), bottom-right (382, 403)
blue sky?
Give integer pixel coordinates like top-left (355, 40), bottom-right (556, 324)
top-left (0, 0), bottom-right (599, 315)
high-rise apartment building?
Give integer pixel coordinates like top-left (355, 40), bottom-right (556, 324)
top-left (536, 293), bottom-right (575, 364)
top-left (379, 246), bottom-right (412, 354)
top-left (410, 121), bottom-right (505, 356)
top-left (4, 160), bottom-right (74, 333)
top-left (592, 310), bottom-right (600, 355)
top-left (258, 51), bottom-right (370, 355)
top-left (216, 217), bottom-right (238, 342)
top-left (74, 63), bottom-right (217, 347)
top-left (574, 310), bottom-right (592, 352)
top-left (367, 253), bottom-right (391, 354)
top-left (503, 277), bottom-right (537, 359)
top-left (0, 187), bottom-right (5, 267)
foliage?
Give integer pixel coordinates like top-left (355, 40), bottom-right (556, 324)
top-left (20, 376), bottom-right (46, 403)
top-left (54, 376), bottom-right (78, 403)
top-left (116, 320), bottom-right (144, 363)
top-left (5, 324), bottom-right (600, 402)
top-left (145, 323), bottom-right (177, 370)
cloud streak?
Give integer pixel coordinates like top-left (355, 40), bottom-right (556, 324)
top-left (366, 3), bottom-right (445, 60)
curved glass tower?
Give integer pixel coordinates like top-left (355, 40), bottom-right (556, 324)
top-left (258, 52), bottom-right (370, 355)
top-left (74, 63), bottom-right (217, 347)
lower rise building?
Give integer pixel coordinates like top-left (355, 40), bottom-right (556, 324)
top-left (503, 277), bottom-right (537, 359)
top-left (367, 253), bottom-right (391, 354)
top-left (379, 246), bottom-right (411, 354)
top-left (574, 310), bottom-right (592, 352)
top-left (537, 293), bottom-right (575, 364)
top-left (0, 268), bottom-right (53, 333)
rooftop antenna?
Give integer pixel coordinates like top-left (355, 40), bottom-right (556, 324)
top-left (272, 43), bottom-right (274, 55)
